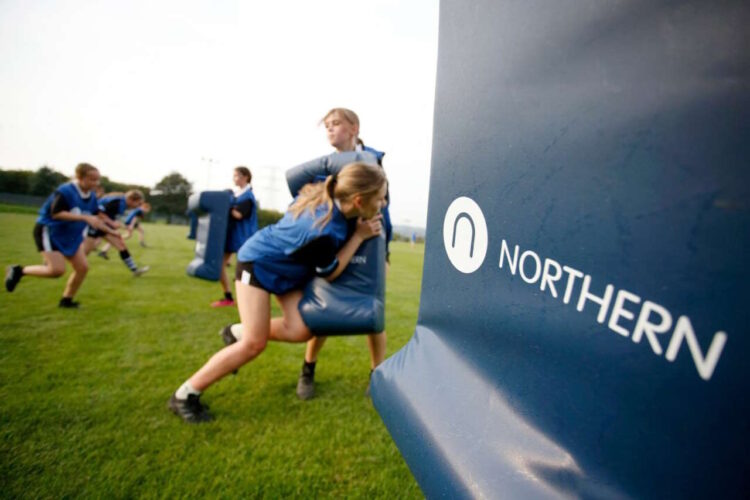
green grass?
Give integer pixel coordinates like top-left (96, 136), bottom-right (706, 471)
top-left (0, 213), bottom-right (424, 498)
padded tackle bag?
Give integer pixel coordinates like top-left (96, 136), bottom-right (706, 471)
top-left (298, 231), bottom-right (386, 335)
top-left (287, 152), bottom-right (387, 334)
top-left (186, 190), bottom-right (232, 281)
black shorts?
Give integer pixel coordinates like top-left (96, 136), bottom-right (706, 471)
top-left (234, 261), bottom-right (269, 292)
top-left (87, 227), bottom-right (106, 238)
top-left (33, 223), bottom-right (59, 253)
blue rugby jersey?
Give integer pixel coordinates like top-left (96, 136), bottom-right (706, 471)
top-left (98, 195), bottom-right (127, 219)
top-left (237, 202), bottom-right (349, 295)
top-left (124, 207), bottom-right (144, 225)
top-left (225, 187), bottom-right (259, 253)
top-left (36, 182), bottom-right (99, 256)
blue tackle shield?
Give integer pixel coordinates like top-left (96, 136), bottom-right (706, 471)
top-left (287, 153), bottom-right (387, 335)
top-left (186, 191), bottom-right (232, 281)
top-left (371, 0), bottom-right (750, 498)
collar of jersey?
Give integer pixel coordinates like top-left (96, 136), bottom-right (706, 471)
top-left (73, 181), bottom-right (92, 199)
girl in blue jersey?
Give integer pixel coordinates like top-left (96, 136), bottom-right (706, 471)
top-left (5, 163), bottom-right (117, 308)
top-left (169, 161), bottom-right (387, 422)
top-left (99, 201), bottom-right (152, 257)
top-left (211, 167), bottom-right (259, 308)
top-left (124, 201), bottom-right (150, 246)
top-left (297, 107), bottom-right (392, 400)
top-left (84, 190), bottom-right (149, 276)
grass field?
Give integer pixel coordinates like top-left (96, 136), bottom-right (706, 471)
top-left (0, 211), bottom-right (424, 498)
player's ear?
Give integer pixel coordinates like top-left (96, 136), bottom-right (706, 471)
top-left (352, 194), bottom-right (363, 211)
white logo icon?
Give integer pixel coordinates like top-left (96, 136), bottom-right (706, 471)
top-left (443, 197), bottom-right (488, 273)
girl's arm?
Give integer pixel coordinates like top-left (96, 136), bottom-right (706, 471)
top-left (52, 211), bottom-right (118, 235)
top-left (325, 215), bottom-right (382, 282)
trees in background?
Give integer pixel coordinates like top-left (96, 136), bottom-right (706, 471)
top-left (151, 172), bottom-right (192, 217)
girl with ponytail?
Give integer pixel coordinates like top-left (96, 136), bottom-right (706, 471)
top-left (169, 162), bottom-right (387, 423)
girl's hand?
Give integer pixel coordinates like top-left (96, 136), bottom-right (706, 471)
top-left (88, 216), bottom-right (118, 235)
top-left (355, 215), bottom-right (382, 241)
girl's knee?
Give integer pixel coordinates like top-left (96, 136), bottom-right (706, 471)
top-left (50, 266), bottom-right (65, 278)
top-left (73, 261), bottom-right (89, 275)
top-left (237, 337), bottom-right (267, 358)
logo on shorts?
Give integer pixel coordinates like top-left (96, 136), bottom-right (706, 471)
top-left (241, 270), bottom-right (252, 285)
top-left (443, 196), bottom-right (488, 273)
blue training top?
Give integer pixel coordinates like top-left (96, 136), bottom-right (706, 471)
top-left (225, 187), bottom-right (259, 253)
top-left (237, 202), bottom-right (349, 295)
top-left (285, 148), bottom-right (393, 248)
top-left (124, 207), bottom-right (143, 225)
top-left (98, 195), bottom-right (127, 219)
top-left (36, 182), bottom-right (99, 256)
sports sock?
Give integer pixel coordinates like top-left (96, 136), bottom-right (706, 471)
top-left (302, 361), bottom-right (316, 377)
top-left (175, 381), bottom-right (201, 400)
top-left (224, 292), bottom-right (233, 301)
top-left (230, 323), bottom-right (243, 341)
top-left (119, 250), bottom-right (138, 272)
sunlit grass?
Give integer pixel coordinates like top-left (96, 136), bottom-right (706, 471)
top-left (0, 211), bottom-right (424, 498)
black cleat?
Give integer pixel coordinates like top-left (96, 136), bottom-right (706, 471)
top-left (97, 251), bottom-right (109, 260)
top-left (58, 298), bottom-right (80, 309)
top-left (220, 325), bottom-right (239, 374)
top-left (5, 265), bottom-right (22, 292)
top-left (168, 393), bottom-right (213, 423)
top-left (296, 363), bottom-right (316, 400)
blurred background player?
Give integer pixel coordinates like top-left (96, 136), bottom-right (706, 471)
top-left (98, 201), bottom-right (151, 258)
top-left (83, 190), bottom-right (149, 276)
top-left (211, 167), bottom-right (258, 308)
top-left (5, 163), bottom-right (117, 308)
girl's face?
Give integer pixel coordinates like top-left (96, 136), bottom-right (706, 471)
top-left (78, 170), bottom-right (101, 193)
top-left (233, 170), bottom-right (248, 188)
top-left (355, 184), bottom-right (388, 220)
top-left (126, 197), bottom-right (142, 209)
top-left (324, 113), bottom-right (358, 152)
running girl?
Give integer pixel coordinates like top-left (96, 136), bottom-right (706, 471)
top-left (84, 190), bottom-right (149, 276)
top-left (5, 163), bottom-right (117, 308)
top-left (169, 161), bottom-right (387, 422)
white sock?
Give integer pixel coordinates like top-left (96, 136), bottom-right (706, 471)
top-left (230, 323), bottom-right (243, 341)
top-left (175, 381), bottom-right (200, 400)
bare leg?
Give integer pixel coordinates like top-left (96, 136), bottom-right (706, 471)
top-left (367, 331), bottom-right (387, 369)
top-left (189, 282), bottom-right (271, 391)
top-left (304, 336), bottom-right (328, 363)
top-left (268, 290), bottom-right (314, 343)
top-left (82, 236), bottom-right (100, 256)
top-left (22, 251), bottom-right (66, 278)
top-left (62, 246), bottom-right (89, 298)
top-left (104, 233), bottom-right (127, 251)
top-left (219, 253), bottom-right (232, 294)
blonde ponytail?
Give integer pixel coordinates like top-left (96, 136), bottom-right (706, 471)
top-left (289, 162), bottom-right (386, 228)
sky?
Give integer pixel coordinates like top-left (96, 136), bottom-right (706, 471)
top-left (0, 0), bottom-right (439, 227)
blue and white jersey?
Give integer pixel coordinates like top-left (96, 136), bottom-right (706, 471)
top-left (225, 186), bottom-right (258, 253)
top-left (237, 202), bottom-right (349, 295)
top-left (36, 182), bottom-right (99, 256)
top-left (124, 207), bottom-right (144, 225)
top-left (98, 195), bottom-right (127, 219)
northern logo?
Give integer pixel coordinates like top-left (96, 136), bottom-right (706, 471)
top-left (443, 196), bottom-right (488, 273)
